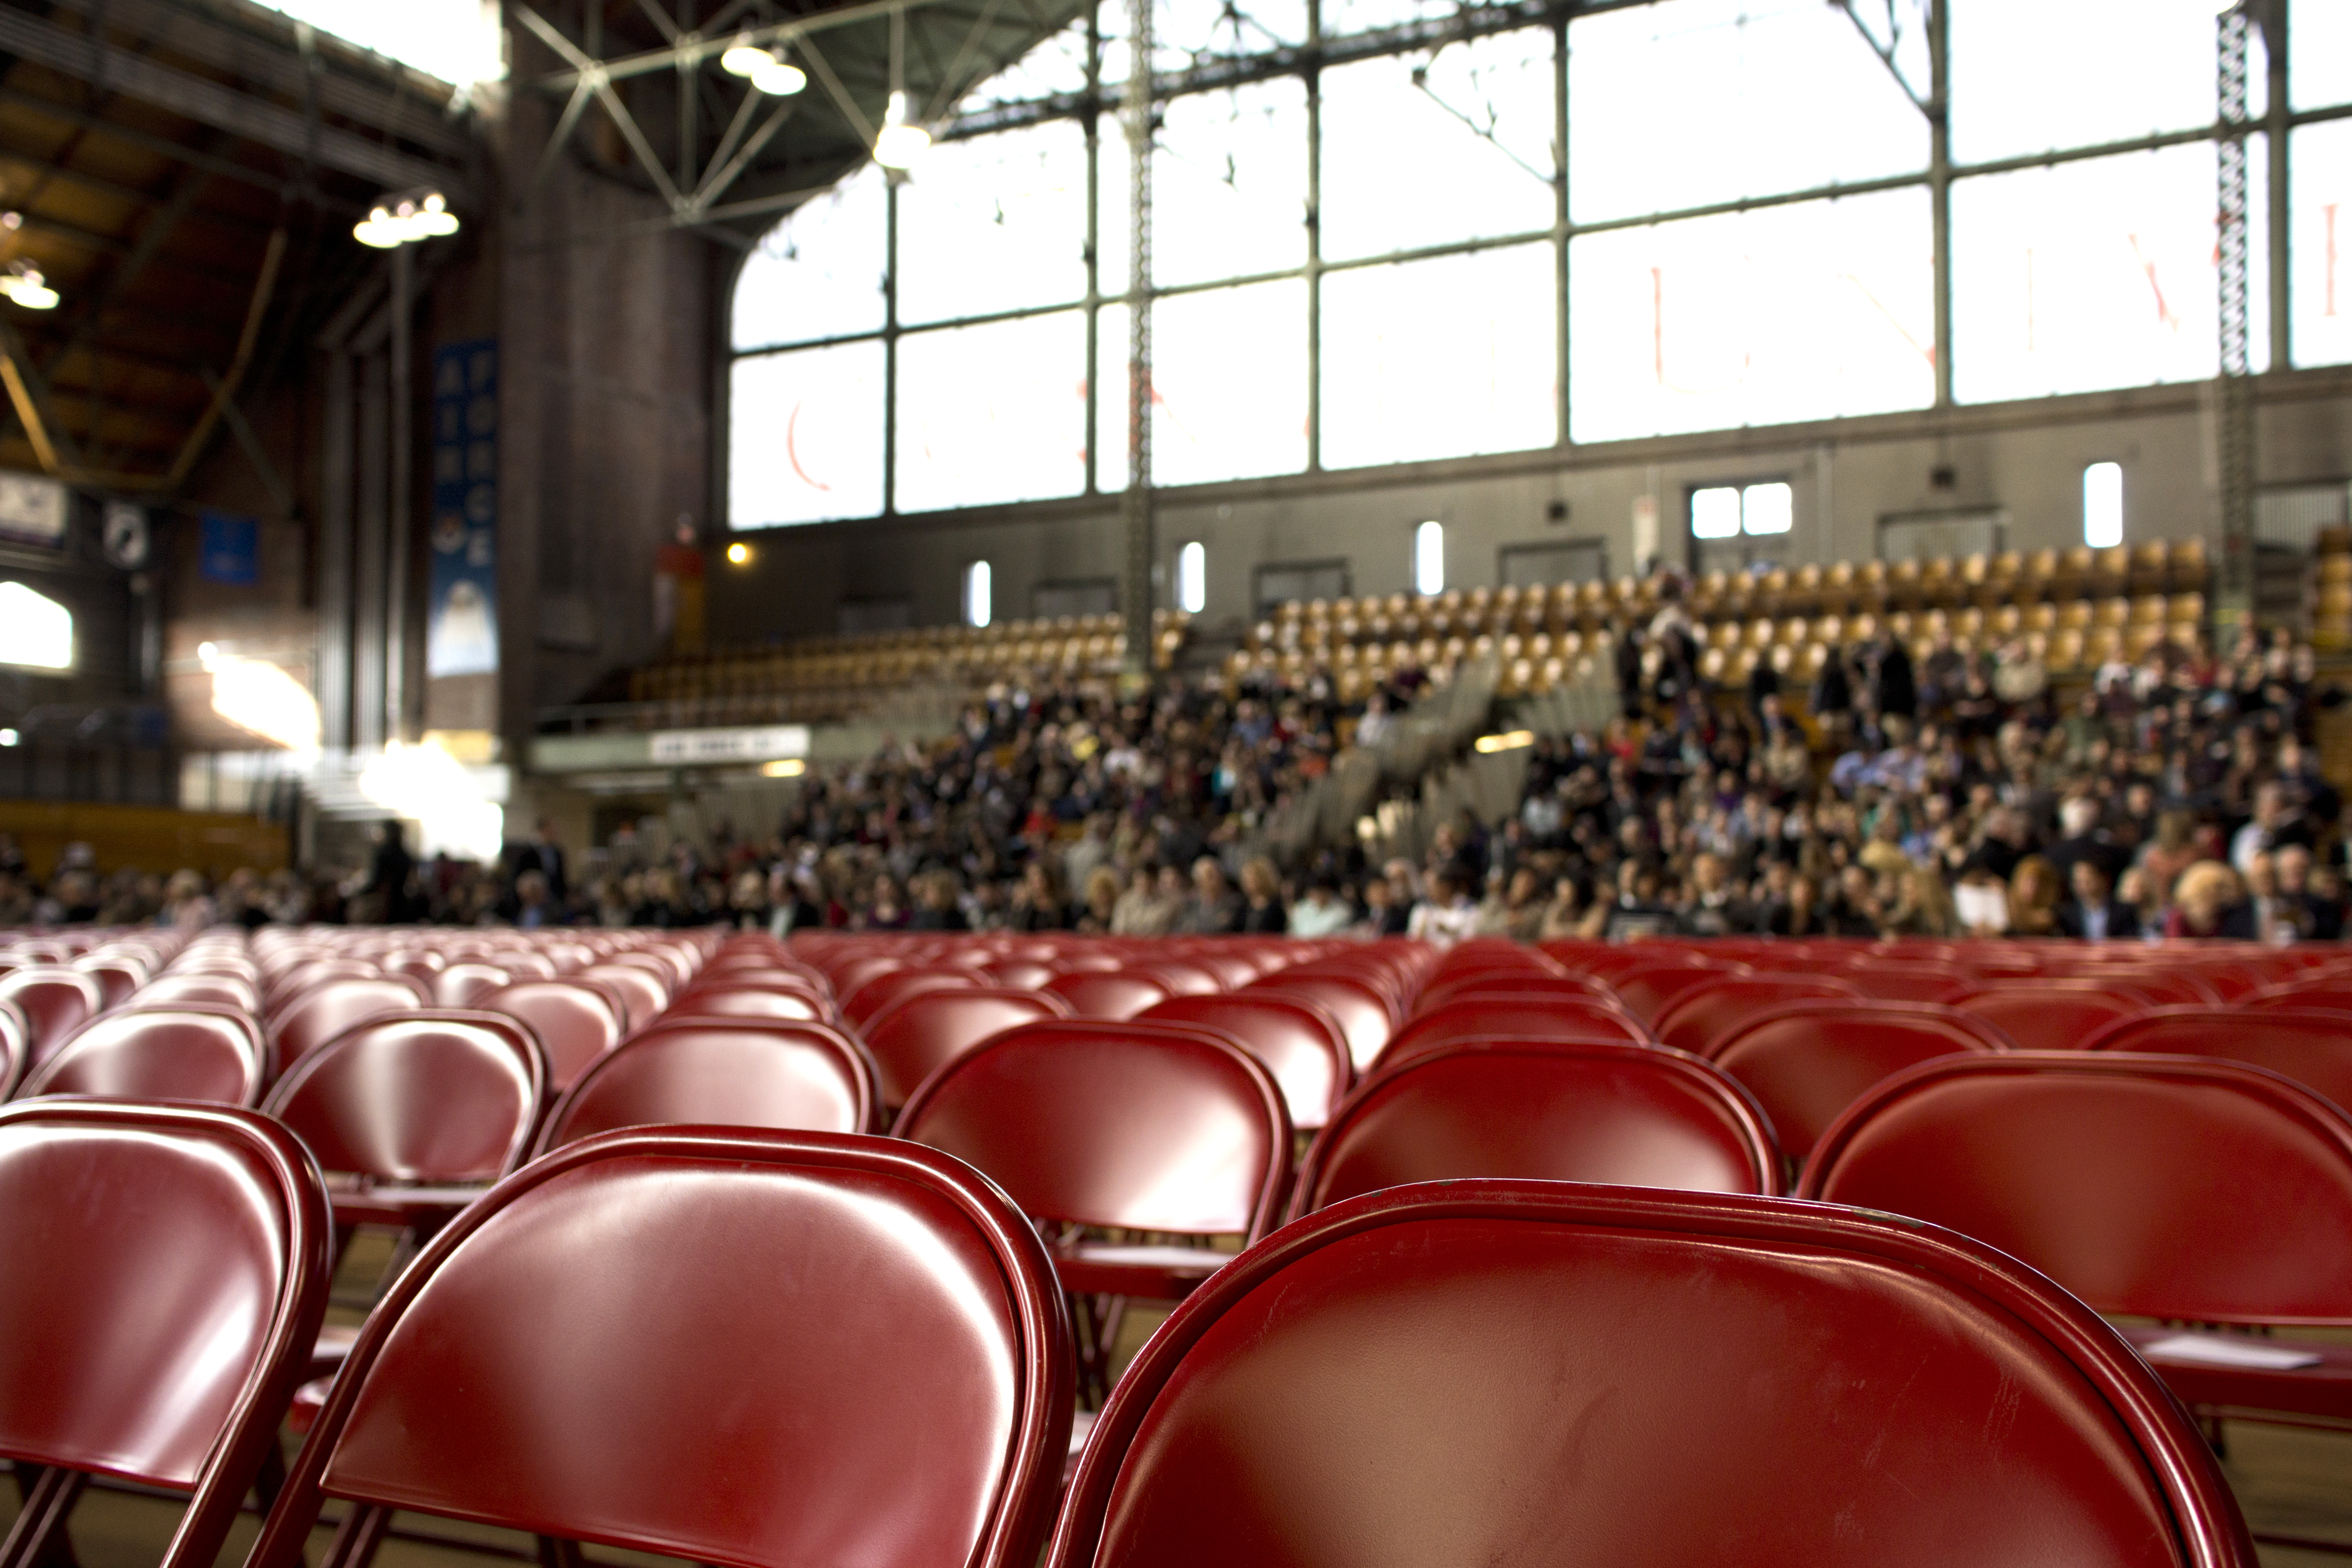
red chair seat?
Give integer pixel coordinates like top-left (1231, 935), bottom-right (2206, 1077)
top-left (1053, 1241), bottom-right (1231, 1299)
top-left (2116, 1325), bottom-right (2352, 1424)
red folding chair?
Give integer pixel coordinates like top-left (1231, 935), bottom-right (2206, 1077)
top-left (895, 1018), bottom-right (1289, 1397)
top-left (1047, 1181), bottom-right (2255, 1568)
top-left (1246, 973), bottom-right (1394, 1072)
top-left (861, 987), bottom-right (1074, 1110)
top-left (16, 1004), bottom-right (268, 1105)
top-left (533, 1019), bottom-right (882, 1156)
top-left (1605, 956), bottom-right (1756, 1025)
top-left (582, 961), bottom-right (668, 1030)
top-left (245, 1129), bottom-right (1072, 1568)
top-left (1141, 992), bottom-right (1353, 1132)
top-left (1943, 980), bottom-right (2162, 1053)
top-left (0, 965), bottom-right (105, 1068)
top-left (663, 984), bottom-right (830, 1024)
top-left (0, 998), bottom-right (27, 1099)
top-left (840, 966), bottom-right (982, 1031)
top-left (482, 978), bottom-right (629, 1090)
top-left (1044, 970), bottom-right (1172, 1021)
top-left (269, 975), bottom-right (432, 1072)
top-left (1831, 958), bottom-right (1970, 1003)
top-left (1651, 973), bottom-right (1863, 1056)
top-left (1373, 998), bottom-right (1650, 1076)
top-left (71, 955), bottom-right (147, 1010)
top-left (0, 1099), bottom-right (331, 1568)
top-left (2082, 1006), bottom-right (2352, 1112)
top-left (135, 970), bottom-right (263, 1014)
top-left (1290, 1041), bottom-right (1779, 1219)
top-left (1802, 1051), bottom-right (2352, 1458)
top-left (1707, 1000), bottom-right (2013, 1166)
top-left (1412, 971), bottom-right (1618, 1014)
top-left (431, 961), bottom-right (513, 1009)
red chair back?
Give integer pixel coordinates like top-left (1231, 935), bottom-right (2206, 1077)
top-left (1141, 992), bottom-right (1352, 1131)
top-left (1291, 1041), bottom-right (1779, 1218)
top-left (2251, 979), bottom-right (2352, 1012)
top-left (0, 1100), bottom-right (330, 1568)
top-left (1414, 971), bottom-right (1616, 1013)
top-left (0, 998), bottom-right (26, 1098)
top-left (1047, 1181), bottom-right (2254, 1568)
top-left (860, 987), bottom-right (1073, 1109)
top-left (1375, 998), bottom-right (1648, 1075)
top-left (431, 962), bottom-right (513, 1010)
top-left (1652, 973), bottom-right (1863, 1056)
top-left (1832, 960), bottom-right (1968, 1003)
top-left (135, 971), bottom-right (263, 1014)
top-left (0, 966), bottom-right (105, 1066)
top-left (583, 962), bottom-right (668, 1030)
top-left (483, 979), bottom-right (628, 1090)
top-left (1802, 1051), bottom-right (2352, 1326)
top-left (1708, 1000), bottom-right (2013, 1163)
top-left (1944, 982), bottom-right (2157, 1053)
top-left (665, 985), bottom-right (828, 1024)
top-left (262, 1012), bottom-right (546, 1185)
top-left (840, 966), bottom-right (981, 1030)
top-left (895, 1019), bottom-right (1290, 1241)
top-left (534, 1020), bottom-right (881, 1155)
top-left (1044, 969), bottom-right (1172, 1021)
top-left (1607, 957), bottom-right (1756, 1025)
top-left (19, 1005), bottom-right (267, 1106)
top-left (73, 957), bottom-right (146, 1010)
top-left (2082, 1006), bottom-right (2352, 1113)
top-left (985, 959), bottom-right (1060, 989)
top-left (269, 975), bottom-right (431, 1070)
top-left (1245, 974), bottom-right (1393, 1071)
top-left (245, 1129), bottom-right (1072, 1568)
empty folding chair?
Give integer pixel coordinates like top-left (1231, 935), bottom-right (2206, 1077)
top-left (1247, 973), bottom-right (1395, 1072)
top-left (1045, 970), bottom-right (1173, 1021)
top-left (840, 966), bottom-right (982, 1031)
top-left (664, 983), bottom-right (830, 1024)
top-left (1652, 973), bottom-right (1863, 1056)
top-left (244, 1128), bottom-right (1072, 1568)
top-left (1290, 1042), bottom-right (1779, 1219)
top-left (0, 1099), bottom-right (332, 1568)
top-left (1707, 1000), bottom-right (2013, 1165)
top-left (1802, 1051), bottom-right (2352, 1459)
top-left (2083, 1006), bottom-right (2352, 1110)
top-left (533, 1019), bottom-right (882, 1156)
top-left (482, 978), bottom-right (629, 1089)
top-left (270, 975), bottom-right (432, 1072)
top-left (1048, 1180), bottom-right (2254, 1568)
top-left (1373, 997), bottom-right (1650, 1076)
top-left (431, 961), bottom-right (513, 1009)
top-left (1141, 992), bottom-right (1353, 1133)
top-left (72, 954), bottom-right (149, 1010)
top-left (583, 960), bottom-right (668, 1031)
top-left (1944, 980), bottom-right (2160, 1052)
top-left (895, 1018), bottom-right (1289, 1395)
top-left (136, 969), bottom-right (264, 1014)
top-left (1413, 971), bottom-right (1618, 1014)
top-left (16, 1004), bottom-right (268, 1105)
top-left (0, 965), bottom-right (106, 1067)
top-left (862, 987), bottom-right (1075, 1111)
top-left (0, 998), bottom-right (26, 1098)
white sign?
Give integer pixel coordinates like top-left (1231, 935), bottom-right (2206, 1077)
top-left (649, 725), bottom-right (810, 764)
top-left (0, 472), bottom-right (66, 546)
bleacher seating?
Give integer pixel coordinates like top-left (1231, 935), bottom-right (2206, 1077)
top-left (618, 609), bottom-right (1195, 730)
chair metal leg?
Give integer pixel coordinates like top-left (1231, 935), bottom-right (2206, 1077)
top-left (317, 1503), bottom-right (391, 1568)
top-left (0, 1465), bottom-right (86, 1568)
top-left (534, 1537), bottom-right (583, 1568)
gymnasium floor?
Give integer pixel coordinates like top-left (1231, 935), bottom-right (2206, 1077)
top-left (13, 1229), bottom-right (2350, 1568)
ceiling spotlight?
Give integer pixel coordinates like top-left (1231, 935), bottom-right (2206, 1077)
top-left (725, 541), bottom-right (753, 566)
top-left (720, 33), bottom-right (771, 75)
top-left (354, 189), bottom-right (461, 249)
top-left (750, 52), bottom-right (807, 95)
top-left (873, 90), bottom-right (931, 169)
top-left (0, 729), bottom-right (19, 747)
top-left (0, 263), bottom-right (57, 310)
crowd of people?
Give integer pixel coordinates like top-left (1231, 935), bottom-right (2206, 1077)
top-left (10, 578), bottom-right (2349, 948)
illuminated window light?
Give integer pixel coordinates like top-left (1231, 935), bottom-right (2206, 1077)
top-left (726, 541), bottom-right (753, 566)
top-left (761, 758), bottom-right (806, 777)
top-left (1177, 540), bottom-right (1206, 614)
top-left (0, 582), bottom-right (71, 669)
top-left (965, 560), bottom-right (992, 628)
top-left (199, 642), bottom-right (319, 752)
top-left (1475, 729), bottom-right (1535, 753)
top-left (1414, 520), bottom-right (1444, 595)
top-left (2084, 461), bottom-right (2123, 548)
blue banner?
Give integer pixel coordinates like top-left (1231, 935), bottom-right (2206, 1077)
top-left (427, 339), bottom-right (497, 679)
top-left (199, 510), bottom-right (258, 584)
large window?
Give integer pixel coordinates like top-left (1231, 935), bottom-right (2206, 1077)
top-left (727, 0), bottom-right (2352, 530)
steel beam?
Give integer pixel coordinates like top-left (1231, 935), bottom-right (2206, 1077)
top-left (0, 8), bottom-right (463, 196)
top-left (1120, 0), bottom-right (1153, 673)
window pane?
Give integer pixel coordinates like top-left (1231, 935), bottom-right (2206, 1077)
top-left (895, 312), bottom-right (1089, 513)
top-left (1951, 142), bottom-right (2271, 404)
top-left (1324, 0), bottom-right (1464, 34)
top-left (958, 19), bottom-right (1089, 111)
top-left (1098, 280), bottom-right (1308, 488)
top-left (1691, 487), bottom-right (1740, 539)
top-left (1569, 188), bottom-right (1933, 443)
top-left (1319, 244), bottom-right (1556, 470)
top-left (2084, 463), bottom-right (2124, 548)
top-left (1319, 30), bottom-right (1555, 261)
top-left (1742, 482), bottom-right (1793, 535)
top-left (896, 123), bottom-right (1089, 324)
top-left (2293, 0), bottom-right (2352, 112)
top-left (1414, 521), bottom-right (1444, 595)
top-left (1100, 0), bottom-right (1306, 85)
top-left (731, 167), bottom-right (887, 350)
top-left (729, 343), bottom-right (886, 527)
top-left (1567, 0), bottom-right (1925, 224)
top-left (1106, 79), bottom-right (1308, 291)
top-left (1951, 0), bottom-right (2261, 164)
top-left (2292, 120), bottom-right (2352, 368)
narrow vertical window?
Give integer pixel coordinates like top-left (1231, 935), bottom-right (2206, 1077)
top-left (964, 561), bottom-right (992, 628)
top-left (1177, 541), bottom-right (1206, 614)
top-left (1414, 520), bottom-right (1445, 596)
top-left (2083, 462), bottom-right (2123, 548)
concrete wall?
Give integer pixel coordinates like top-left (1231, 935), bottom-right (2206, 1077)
top-left (708, 373), bottom-right (2352, 642)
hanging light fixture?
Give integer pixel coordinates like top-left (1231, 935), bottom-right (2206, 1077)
top-left (720, 32), bottom-right (773, 74)
top-left (0, 262), bottom-right (57, 310)
top-left (874, 89), bottom-right (930, 168)
top-left (355, 189), bottom-right (461, 249)
top-left (750, 50), bottom-right (807, 96)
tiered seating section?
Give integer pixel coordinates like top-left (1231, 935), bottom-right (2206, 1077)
top-left (2316, 525), bottom-right (2352, 648)
top-left (1244, 539), bottom-right (2220, 698)
top-left (626, 610), bottom-right (1194, 729)
top-left (9, 922), bottom-right (2352, 1566)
